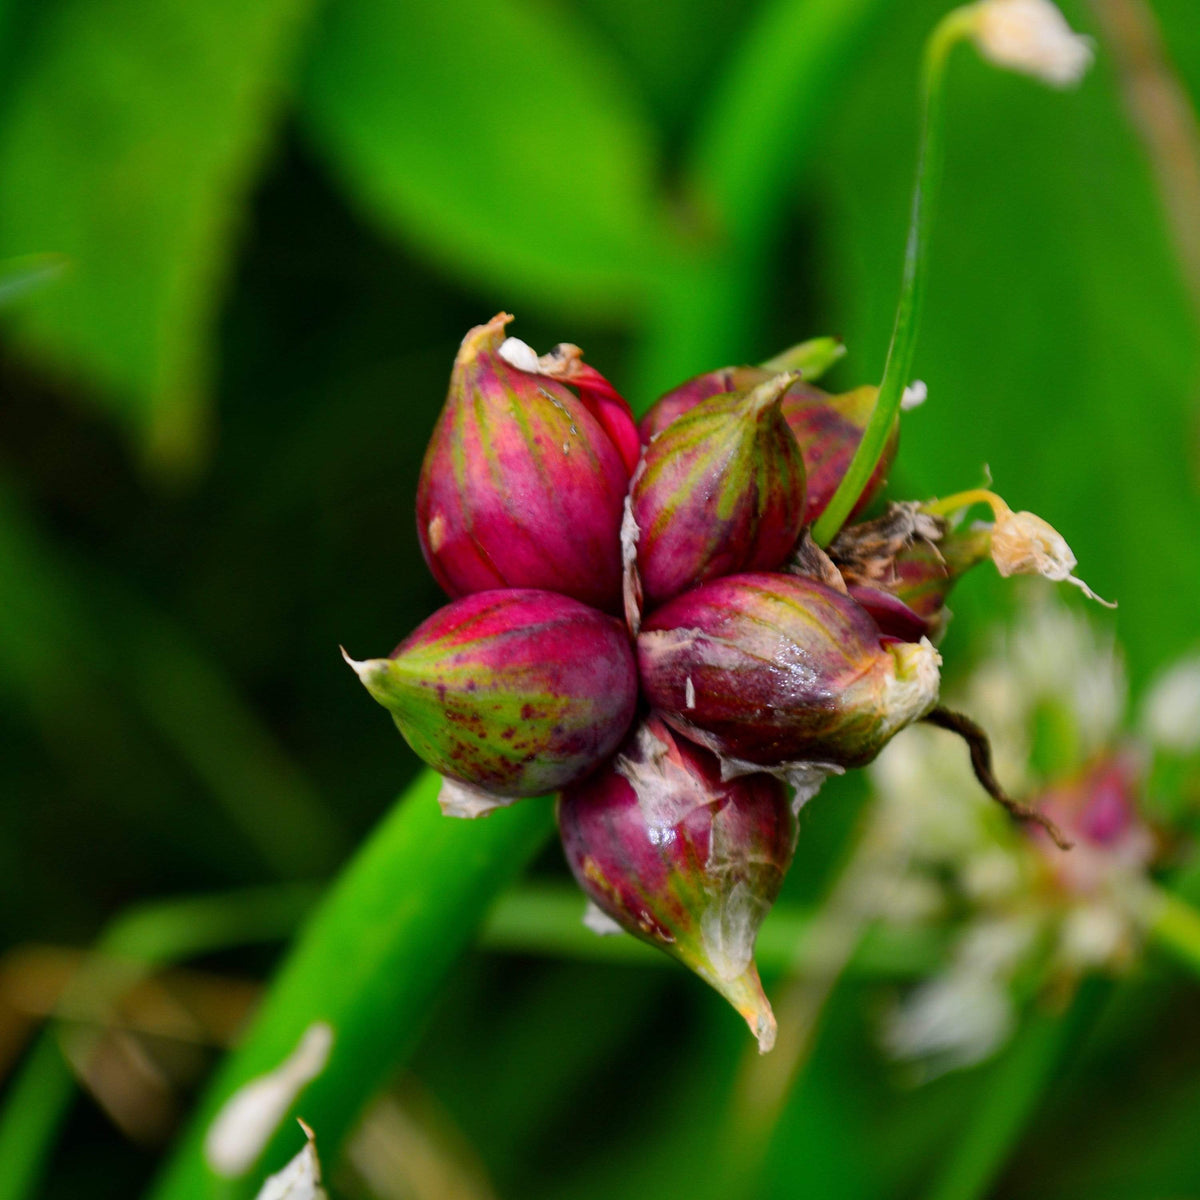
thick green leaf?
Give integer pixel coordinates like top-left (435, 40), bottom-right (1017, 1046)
top-left (299, 0), bottom-right (677, 320)
top-left (148, 776), bottom-right (555, 1200)
top-left (0, 0), bottom-right (316, 472)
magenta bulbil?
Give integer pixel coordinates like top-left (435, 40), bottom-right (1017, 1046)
top-left (558, 716), bottom-right (795, 1050)
top-left (416, 314), bottom-right (633, 614)
top-left (346, 589), bottom-right (638, 799)
top-left (637, 573), bottom-right (941, 771)
top-left (629, 374), bottom-right (807, 611)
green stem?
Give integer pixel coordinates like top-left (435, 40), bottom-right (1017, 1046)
top-left (0, 1040), bottom-right (77, 1200)
top-left (0, 884), bottom-right (319, 1200)
top-left (147, 773), bottom-right (554, 1200)
top-left (812, 6), bottom-right (978, 547)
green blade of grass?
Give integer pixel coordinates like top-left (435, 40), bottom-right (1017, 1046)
top-left (147, 773), bottom-right (554, 1200)
top-left (0, 884), bottom-right (319, 1200)
top-left (480, 883), bottom-right (947, 977)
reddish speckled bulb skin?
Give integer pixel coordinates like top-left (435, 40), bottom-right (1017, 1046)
top-left (347, 589), bottom-right (638, 797)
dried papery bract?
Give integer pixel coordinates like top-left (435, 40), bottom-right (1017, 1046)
top-left (344, 589), bottom-right (638, 807)
top-left (637, 364), bottom-right (796, 442)
top-left (416, 314), bottom-right (633, 614)
top-left (526, 340), bottom-right (641, 475)
top-left (830, 501), bottom-right (992, 640)
top-left (922, 489), bottom-right (1114, 607)
top-left (638, 573), bottom-right (941, 775)
top-left (760, 335), bottom-right (847, 379)
top-left (630, 374), bottom-right (808, 610)
top-left (558, 717), bottom-right (795, 1051)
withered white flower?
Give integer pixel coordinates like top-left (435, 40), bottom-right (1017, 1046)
top-left (920, 486), bottom-right (1113, 607)
top-left (990, 507), bottom-right (1115, 606)
top-left (972, 0), bottom-right (1094, 88)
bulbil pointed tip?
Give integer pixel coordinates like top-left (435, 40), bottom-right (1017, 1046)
top-left (340, 645), bottom-right (372, 679)
top-left (742, 372), bottom-right (800, 417)
top-left (702, 961), bottom-right (777, 1052)
top-left (760, 335), bottom-right (846, 380)
top-left (558, 718), bottom-right (793, 1048)
top-left (457, 312), bottom-right (514, 362)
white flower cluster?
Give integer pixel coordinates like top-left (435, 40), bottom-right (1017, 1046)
top-left (867, 592), bottom-right (1157, 1076)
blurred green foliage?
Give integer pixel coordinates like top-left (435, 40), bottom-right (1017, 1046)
top-left (0, 0), bottom-right (1198, 1197)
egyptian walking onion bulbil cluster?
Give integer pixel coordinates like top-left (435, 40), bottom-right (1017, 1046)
top-left (346, 322), bottom-right (1099, 1048)
top-left (345, 0), bottom-right (1104, 1051)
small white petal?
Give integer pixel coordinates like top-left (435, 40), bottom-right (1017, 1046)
top-left (206, 1025), bottom-right (334, 1178)
top-left (497, 336), bottom-right (540, 373)
top-left (974, 0), bottom-right (1095, 88)
top-left (1141, 654), bottom-right (1200, 754)
top-left (883, 968), bottom-right (1014, 1073)
top-left (1058, 903), bottom-right (1129, 969)
top-left (901, 380), bottom-right (928, 411)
